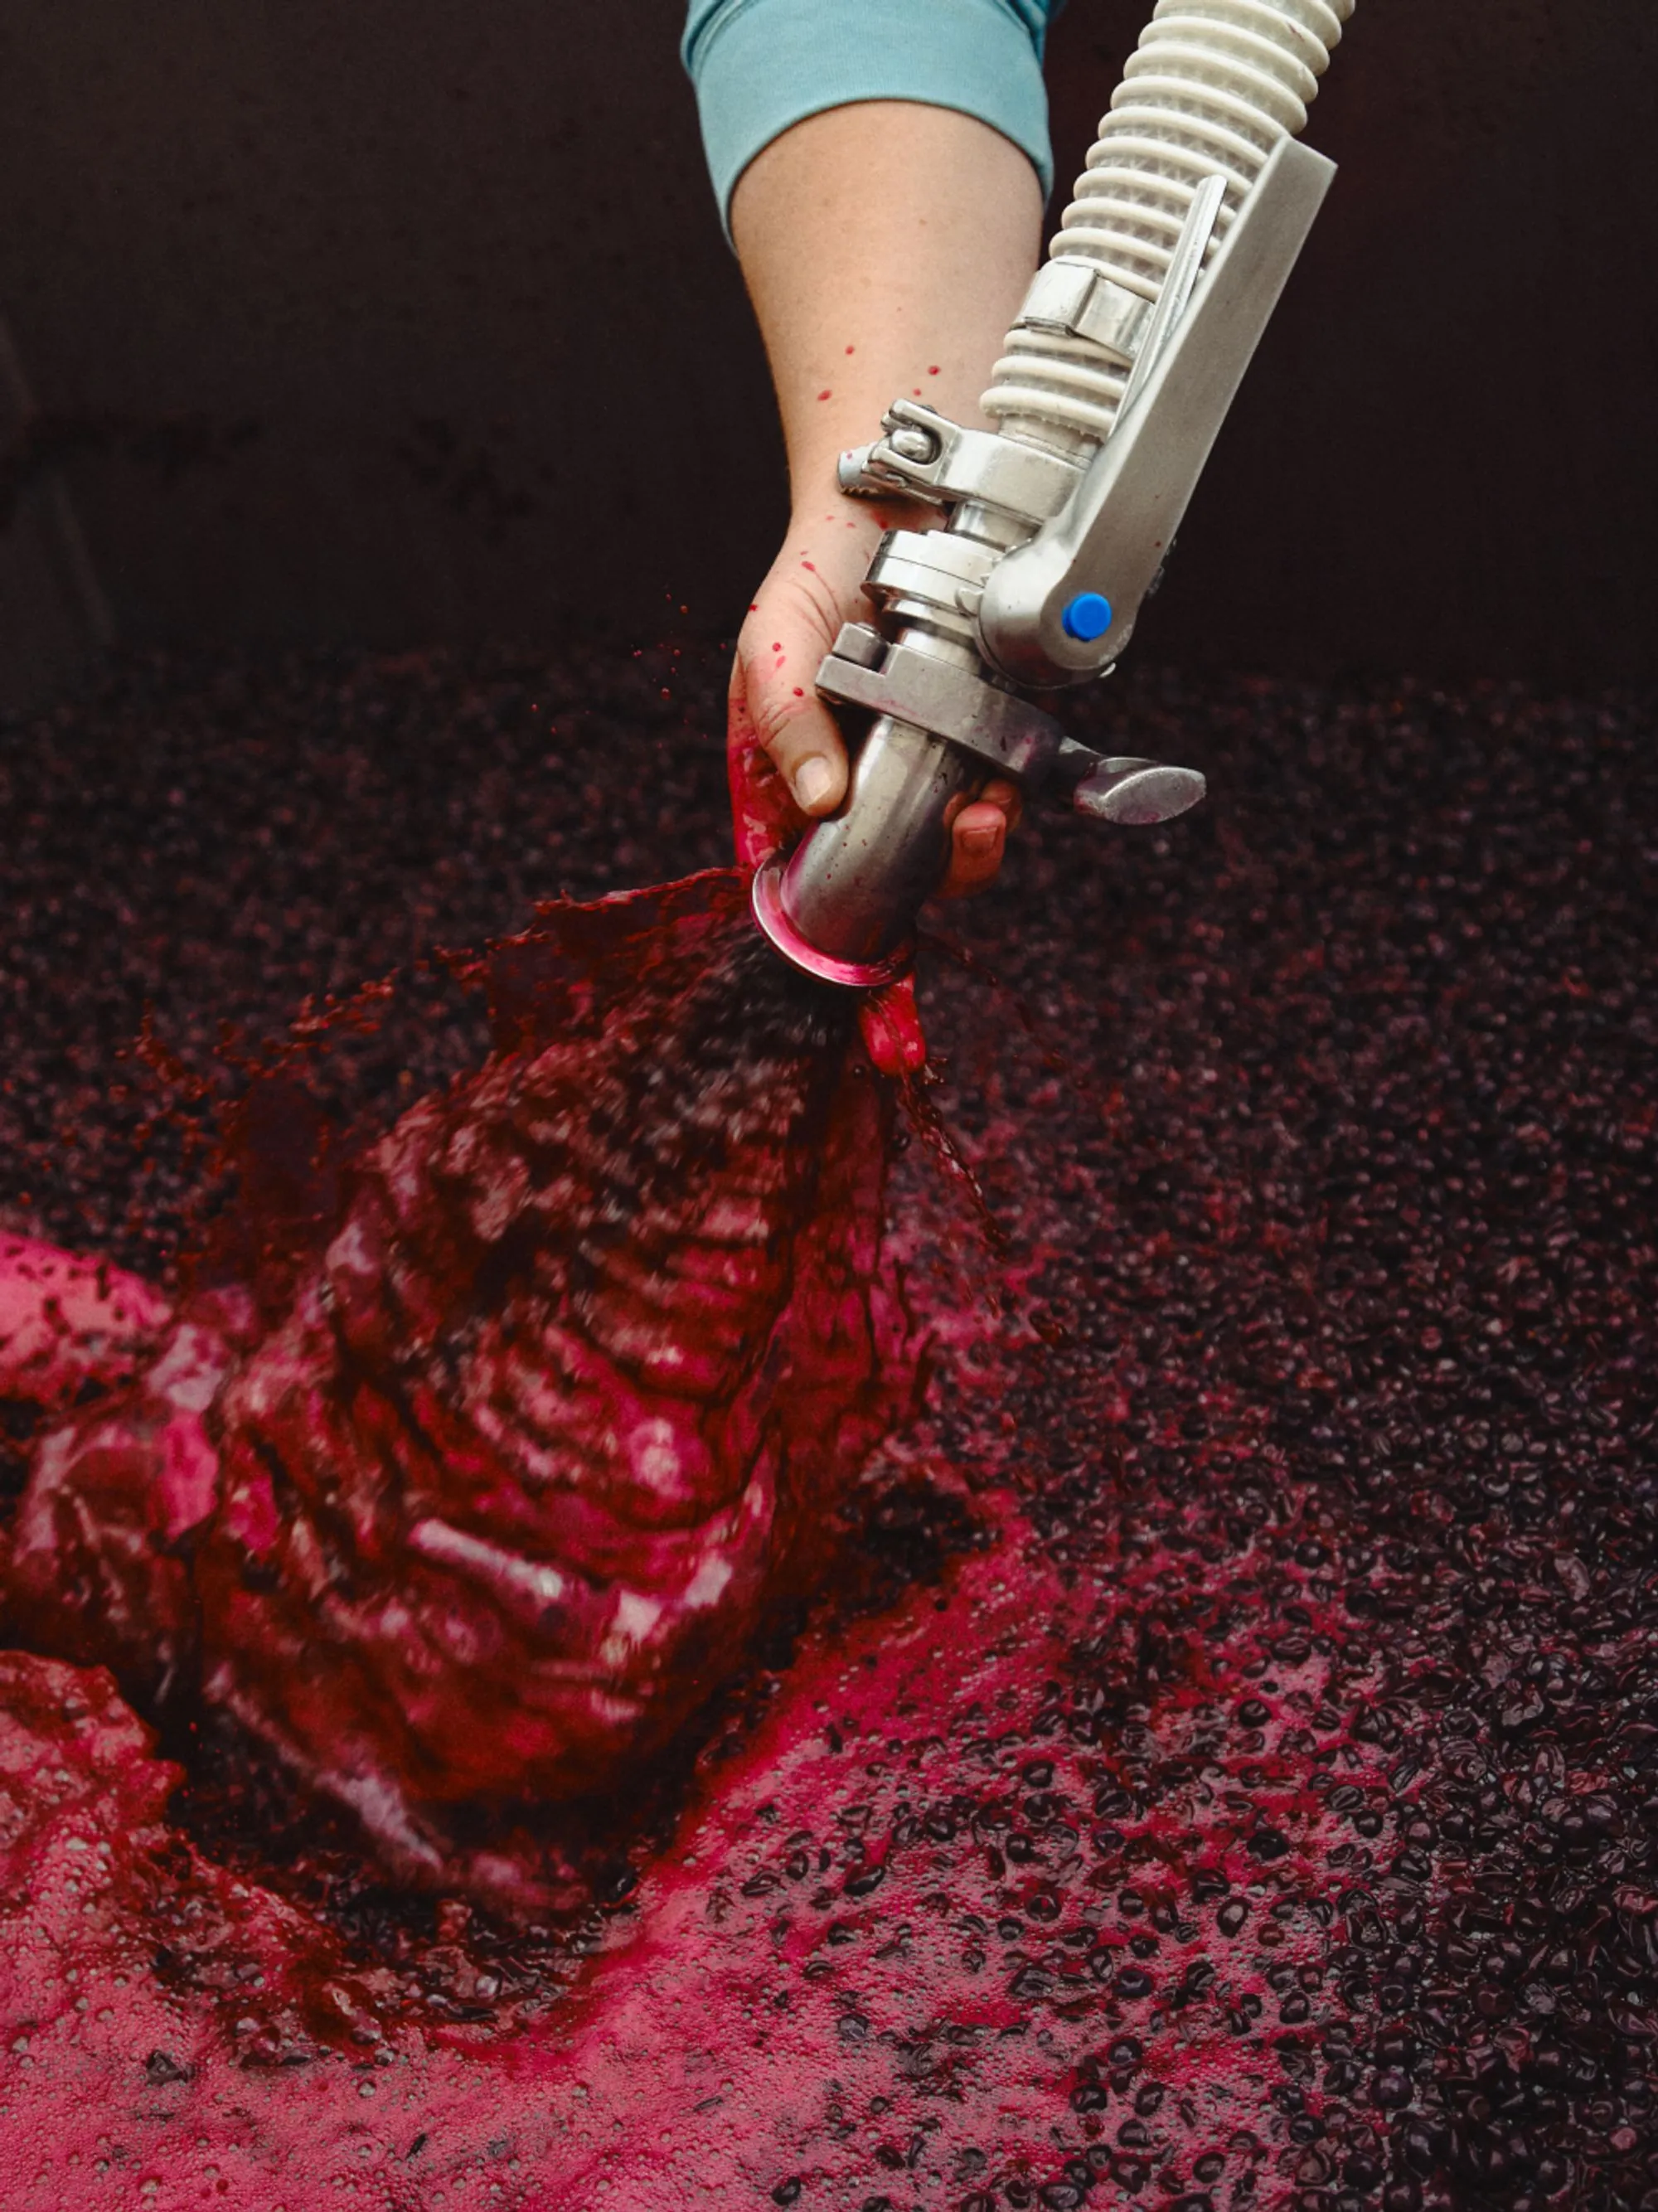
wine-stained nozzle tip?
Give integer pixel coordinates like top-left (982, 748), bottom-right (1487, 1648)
top-left (750, 856), bottom-right (913, 991)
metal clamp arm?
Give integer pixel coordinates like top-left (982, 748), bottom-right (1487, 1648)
top-left (816, 623), bottom-right (1206, 820)
top-left (977, 136), bottom-right (1336, 688)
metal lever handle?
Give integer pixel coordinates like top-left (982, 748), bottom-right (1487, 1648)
top-left (1072, 759), bottom-right (1206, 825)
top-left (977, 136), bottom-right (1336, 688)
top-left (1114, 171), bottom-right (1228, 424)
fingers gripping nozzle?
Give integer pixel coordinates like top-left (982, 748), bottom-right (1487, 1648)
top-left (750, 625), bottom-right (1205, 984)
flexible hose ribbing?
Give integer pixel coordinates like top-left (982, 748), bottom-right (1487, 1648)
top-left (985, 0), bottom-right (1355, 450)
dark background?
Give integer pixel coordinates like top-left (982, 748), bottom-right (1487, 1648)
top-left (0, 0), bottom-right (1652, 711)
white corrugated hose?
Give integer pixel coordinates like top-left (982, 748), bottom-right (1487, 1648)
top-left (984, 0), bottom-right (1356, 449)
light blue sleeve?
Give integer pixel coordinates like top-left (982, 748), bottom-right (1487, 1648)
top-left (682, 0), bottom-right (1062, 237)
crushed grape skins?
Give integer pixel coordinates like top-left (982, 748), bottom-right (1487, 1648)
top-left (0, 649), bottom-right (1654, 2210)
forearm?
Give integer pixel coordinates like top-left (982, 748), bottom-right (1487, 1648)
top-left (731, 100), bottom-right (1043, 519)
top-left (724, 100), bottom-right (1040, 901)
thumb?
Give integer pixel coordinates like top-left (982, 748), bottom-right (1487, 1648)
top-left (744, 648), bottom-right (848, 820)
top-left (736, 556), bottom-right (857, 821)
top-left (726, 652), bottom-right (802, 874)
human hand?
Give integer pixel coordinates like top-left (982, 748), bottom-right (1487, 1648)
top-left (721, 101), bottom-right (1044, 1074)
top-left (725, 494), bottom-right (1020, 890)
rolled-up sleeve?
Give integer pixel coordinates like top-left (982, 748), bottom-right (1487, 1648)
top-left (682, 0), bottom-right (1061, 235)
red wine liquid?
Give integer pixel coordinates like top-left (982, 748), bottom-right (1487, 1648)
top-left (1, 640), bottom-right (1654, 2212)
top-left (3, 871), bottom-right (918, 1904)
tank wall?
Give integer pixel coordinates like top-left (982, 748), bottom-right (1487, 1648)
top-left (0, 0), bottom-right (1651, 701)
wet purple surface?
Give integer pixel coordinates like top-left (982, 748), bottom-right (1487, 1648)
top-left (1, 647), bottom-right (1656, 2210)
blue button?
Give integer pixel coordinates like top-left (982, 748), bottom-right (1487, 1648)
top-left (1061, 591), bottom-right (1114, 643)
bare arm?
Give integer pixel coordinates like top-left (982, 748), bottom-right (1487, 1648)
top-left (730, 100), bottom-right (1043, 895)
